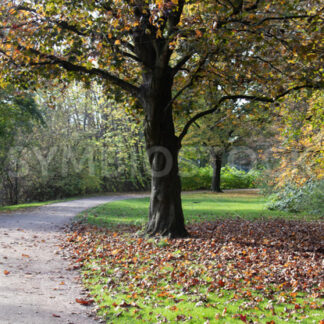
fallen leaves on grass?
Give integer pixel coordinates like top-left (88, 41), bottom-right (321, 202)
top-left (62, 219), bottom-right (323, 322)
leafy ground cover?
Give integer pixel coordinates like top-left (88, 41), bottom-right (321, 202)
top-left (62, 191), bottom-right (324, 323)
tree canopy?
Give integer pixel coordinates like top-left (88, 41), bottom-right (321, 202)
top-left (1, 1), bottom-right (323, 104)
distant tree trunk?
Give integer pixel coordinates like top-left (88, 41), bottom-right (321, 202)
top-left (141, 68), bottom-right (188, 238)
top-left (13, 159), bottom-right (19, 204)
top-left (211, 149), bottom-right (223, 193)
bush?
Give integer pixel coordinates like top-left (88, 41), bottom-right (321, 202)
top-left (267, 180), bottom-right (324, 214)
top-left (24, 172), bottom-right (102, 202)
top-left (180, 164), bottom-right (261, 191)
top-left (181, 166), bottom-right (212, 191)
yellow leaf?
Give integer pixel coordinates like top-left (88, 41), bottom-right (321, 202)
top-left (114, 39), bottom-right (121, 45)
top-left (156, 29), bottom-right (162, 38)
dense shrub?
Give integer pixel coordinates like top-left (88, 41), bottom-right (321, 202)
top-left (267, 180), bottom-right (324, 214)
top-left (180, 165), bottom-right (261, 191)
top-left (181, 167), bottom-right (211, 191)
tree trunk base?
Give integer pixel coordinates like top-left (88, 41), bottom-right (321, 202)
top-left (146, 224), bottom-right (189, 238)
top-left (145, 187), bottom-right (189, 238)
top-left (211, 189), bottom-right (223, 193)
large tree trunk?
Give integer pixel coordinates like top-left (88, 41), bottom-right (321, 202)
top-left (211, 149), bottom-right (223, 193)
top-left (141, 68), bottom-right (188, 238)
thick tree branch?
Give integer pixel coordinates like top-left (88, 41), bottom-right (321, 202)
top-left (16, 46), bottom-right (140, 97)
top-left (163, 53), bottom-right (208, 113)
top-left (179, 84), bottom-right (323, 142)
top-left (171, 52), bottom-right (194, 77)
top-left (47, 57), bottom-right (140, 97)
top-left (168, 0), bottom-right (186, 35)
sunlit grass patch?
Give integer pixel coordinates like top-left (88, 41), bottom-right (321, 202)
top-left (0, 200), bottom-right (61, 213)
top-left (80, 191), bottom-right (320, 228)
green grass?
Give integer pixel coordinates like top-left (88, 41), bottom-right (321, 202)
top-left (84, 274), bottom-right (322, 323)
top-left (0, 200), bottom-right (63, 213)
top-left (81, 190), bottom-right (319, 228)
top-left (0, 192), bottom-right (129, 213)
top-left (80, 240), bottom-right (323, 324)
top-left (74, 190), bottom-right (323, 323)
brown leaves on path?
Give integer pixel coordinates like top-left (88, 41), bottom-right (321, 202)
top-left (75, 298), bottom-right (94, 306)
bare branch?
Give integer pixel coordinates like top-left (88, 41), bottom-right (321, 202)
top-left (163, 54), bottom-right (208, 113)
top-left (252, 56), bottom-right (287, 75)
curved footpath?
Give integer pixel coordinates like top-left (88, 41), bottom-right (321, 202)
top-left (0, 194), bottom-right (147, 324)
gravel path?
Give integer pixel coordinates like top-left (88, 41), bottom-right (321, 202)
top-left (0, 194), bottom-right (147, 324)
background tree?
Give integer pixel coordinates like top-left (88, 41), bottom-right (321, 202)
top-left (0, 86), bottom-right (43, 204)
top-left (0, 0), bottom-right (323, 236)
top-left (179, 82), bottom-right (258, 192)
top-left (0, 83), bottom-right (149, 205)
top-left (271, 90), bottom-right (323, 186)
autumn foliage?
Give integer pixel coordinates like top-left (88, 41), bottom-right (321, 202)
top-left (62, 218), bottom-right (323, 322)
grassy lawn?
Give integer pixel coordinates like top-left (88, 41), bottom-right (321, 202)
top-left (81, 190), bottom-right (319, 229)
top-left (0, 200), bottom-right (63, 213)
top-left (66, 191), bottom-right (323, 323)
top-left (0, 192), bottom-right (127, 214)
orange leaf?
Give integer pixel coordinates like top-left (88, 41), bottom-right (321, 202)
top-left (75, 298), bottom-right (94, 305)
top-left (195, 30), bottom-right (203, 38)
top-left (3, 270), bottom-right (10, 275)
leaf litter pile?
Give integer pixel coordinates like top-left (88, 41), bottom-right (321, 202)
top-left (61, 219), bottom-right (324, 323)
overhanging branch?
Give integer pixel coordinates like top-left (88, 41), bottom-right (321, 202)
top-left (178, 83), bottom-right (323, 142)
top-left (44, 54), bottom-right (140, 96)
top-left (171, 52), bottom-right (194, 77)
top-left (13, 45), bottom-right (140, 97)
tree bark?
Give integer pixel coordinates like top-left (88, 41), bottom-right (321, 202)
top-left (141, 68), bottom-right (188, 238)
top-left (211, 149), bottom-right (223, 193)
